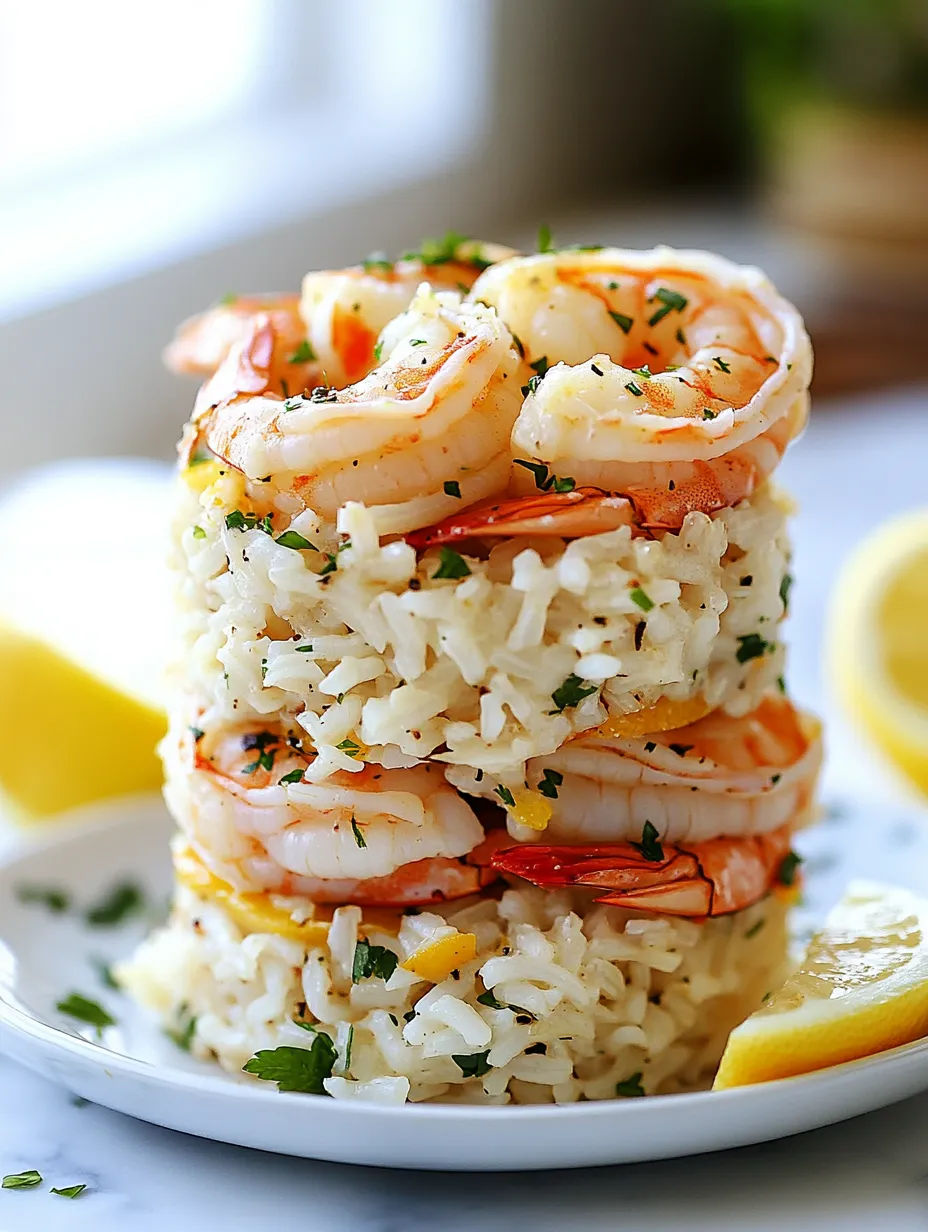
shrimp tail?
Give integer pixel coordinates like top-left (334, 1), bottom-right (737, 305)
top-left (405, 488), bottom-right (635, 548)
top-left (490, 828), bottom-right (793, 918)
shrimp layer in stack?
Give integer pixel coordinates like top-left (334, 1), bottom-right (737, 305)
top-left (121, 239), bottom-right (821, 1105)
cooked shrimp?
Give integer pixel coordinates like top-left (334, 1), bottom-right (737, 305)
top-left (301, 238), bottom-right (516, 388)
top-left (471, 247), bottom-right (812, 528)
top-left (490, 822), bottom-right (795, 918)
top-left (167, 724), bottom-right (494, 905)
top-left (166, 235), bottom-right (514, 385)
top-left (188, 286), bottom-right (524, 534)
top-left (511, 695), bottom-right (821, 845)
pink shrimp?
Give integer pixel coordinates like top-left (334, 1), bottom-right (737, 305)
top-left (489, 823), bottom-right (795, 918)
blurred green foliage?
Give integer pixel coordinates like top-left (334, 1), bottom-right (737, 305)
top-left (722, 0), bottom-right (928, 125)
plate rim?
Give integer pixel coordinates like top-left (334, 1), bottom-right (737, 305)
top-left (1, 794), bottom-right (928, 1128)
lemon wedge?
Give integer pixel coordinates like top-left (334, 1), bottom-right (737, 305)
top-left (0, 461), bottom-right (171, 819)
top-left (830, 510), bottom-right (928, 793)
top-left (714, 881), bottom-right (928, 1088)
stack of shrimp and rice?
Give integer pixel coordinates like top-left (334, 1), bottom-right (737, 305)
top-left (121, 240), bottom-right (821, 1104)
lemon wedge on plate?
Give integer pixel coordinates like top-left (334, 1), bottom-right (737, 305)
top-left (830, 510), bottom-right (928, 794)
top-left (714, 881), bottom-right (928, 1088)
top-left (0, 460), bottom-right (171, 820)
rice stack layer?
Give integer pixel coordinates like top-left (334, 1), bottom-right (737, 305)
top-left (118, 883), bottom-right (789, 1104)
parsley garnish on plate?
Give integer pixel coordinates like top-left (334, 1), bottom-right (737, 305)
top-left (84, 881), bottom-right (144, 927)
top-left (2, 1170), bottom-right (42, 1189)
top-left (631, 821), bottom-right (664, 863)
top-left (476, 990), bottom-right (505, 1009)
top-left (52, 1184), bottom-right (87, 1199)
top-left (432, 546), bottom-right (471, 580)
top-left (278, 768), bottom-right (305, 785)
top-left (16, 884), bottom-right (69, 913)
top-left (615, 1072), bottom-right (646, 1097)
top-left (550, 674), bottom-right (598, 712)
top-left (165, 1003), bottom-right (197, 1052)
top-left (351, 817), bottom-right (367, 849)
top-left (452, 1050), bottom-right (492, 1078)
top-left (609, 310), bottom-right (633, 334)
top-left (56, 992), bottom-right (115, 1035)
top-left (352, 939), bottom-right (398, 983)
top-left (243, 1034), bottom-right (337, 1094)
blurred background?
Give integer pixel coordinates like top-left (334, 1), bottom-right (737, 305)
top-left (2, 0), bottom-right (928, 474)
top-left (0, 0), bottom-right (927, 819)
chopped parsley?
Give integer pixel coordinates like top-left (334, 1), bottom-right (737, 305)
top-left (225, 510), bottom-right (273, 534)
top-left (373, 340), bottom-right (383, 362)
top-left (362, 251), bottom-right (392, 272)
top-left (16, 884), bottom-right (69, 913)
top-left (91, 956), bottom-right (120, 990)
top-left (495, 784), bottom-right (516, 808)
top-left (522, 373), bottom-right (544, 397)
top-left (712, 355), bottom-right (731, 373)
top-left (452, 1050), bottom-right (492, 1078)
top-left (282, 396), bottom-right (303, 411)
top-left (625, 381), bottom-right (644, 397)
top-left (777, 851), bottom-right (803, 887)
top-left (630, 364), bottom-right (652, 380)
top-left (537, 223), bottom-right (554, 253)
top-left (241, 730), bottom-right (278, 775)
top-left (318, 552), bottom-right (339, 576)
top-left (56, 992), bottom-right (115, 1035)
top-left (609, 310), bottom-right (634, 335)
top-left (476, 989), bottom-right (505, 1009)
top-left (551, 674), bottom-right (598, 712)
top-left (630, 821), bottom-right (664, 863)
top-left (615, 1072), bottom-right (646, 1097)
top-left (192, 524), bottom-right (207, 539)
top-left (85, 881), bottom-right (144, 927)
top-left (336, 738), bottom-right (362, 757)
top-left (275, 530), bottom-right (316, 551)
top-left (668, 743), bottom-right (693, 757)
top-left (745, 918), bottom-right (766, 939)
top-left (777, 674), bottom-right (787, 694)
top-left (443, 480), bottom-right (462, 498)
top-left (735, 633), bottom-right (773, 664)
top-left (410, 338), bottom-right (427, 346)
top-left (779, 572), bottom-right (793, 612)
top-left (278, 768), bottom-right (305, 785)
top-left (530, 356), bottom-right (550, 378)
top-left (51, 1184), bottom-right (87, 1199)
top-left (432, 546), bottom-right (471, 580)
top-left (344, 1025), bottom-right (354, 1075)
top-left (288, 339), bottom-right (316, 364)
top-left (644, 741), bottom-right (656, 753)
top-left (702, 408), bottom-right (717, 420)
top-left (352, 939), bottom-right (399, 983)
top-left (404, 231), bottom-right (491, 270)
top-left (243, 1035), bottom-right (337, 1094)
top-left (512, 458), bottom-right (575, 493)
top-left (537, 768), bottom-right (563, 799)
top-left (165, 1003), bottom-right (197, 1052)
top-left (2, 1170), bottom-right (42, 1189)
top-left (675, 327), bottom-right (687, 346)
top-left (351, 817), bottom-right (367, 849)
top-left (647, 286), bottom-right (688, 327)
top-left (629, 586), bottom-right (654, 612)
top-left (295, 643), bottom-right (314, 653)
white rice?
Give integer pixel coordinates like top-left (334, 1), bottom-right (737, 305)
top-left (119, 884), bottom-right (788, 1105)
top-left (170, 467), bottom-right (790, 780)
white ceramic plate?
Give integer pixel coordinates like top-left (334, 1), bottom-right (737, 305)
top-left (0, 795), bottom-right (927, 1172)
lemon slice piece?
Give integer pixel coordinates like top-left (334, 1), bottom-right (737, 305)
top-left (714, 881), bottom-right (928, 1088)
top-left (830, 510), bottom-right (928, 793)
top-left (0, 461), bottom-right (171, 819)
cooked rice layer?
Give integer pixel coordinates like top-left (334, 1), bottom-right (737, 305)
top-left (171, 467), bottom-right (790, 780)
top-left (118, 883), bottom-right (788, 1105)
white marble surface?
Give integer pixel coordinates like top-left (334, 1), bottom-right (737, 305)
top-left (1, 388), bottom-right (928, 1230)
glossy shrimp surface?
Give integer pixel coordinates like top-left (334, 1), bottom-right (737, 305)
top-left (472, 246), bottom-right (812, 528)
top-left (512, 695), bottom-right (821, 846)
top-left (491, 822), bottom-right (795, 918)
top-left (188, 287), bottom-right (523, 533)
top-left (165, 724), bottom-right (493, 904)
